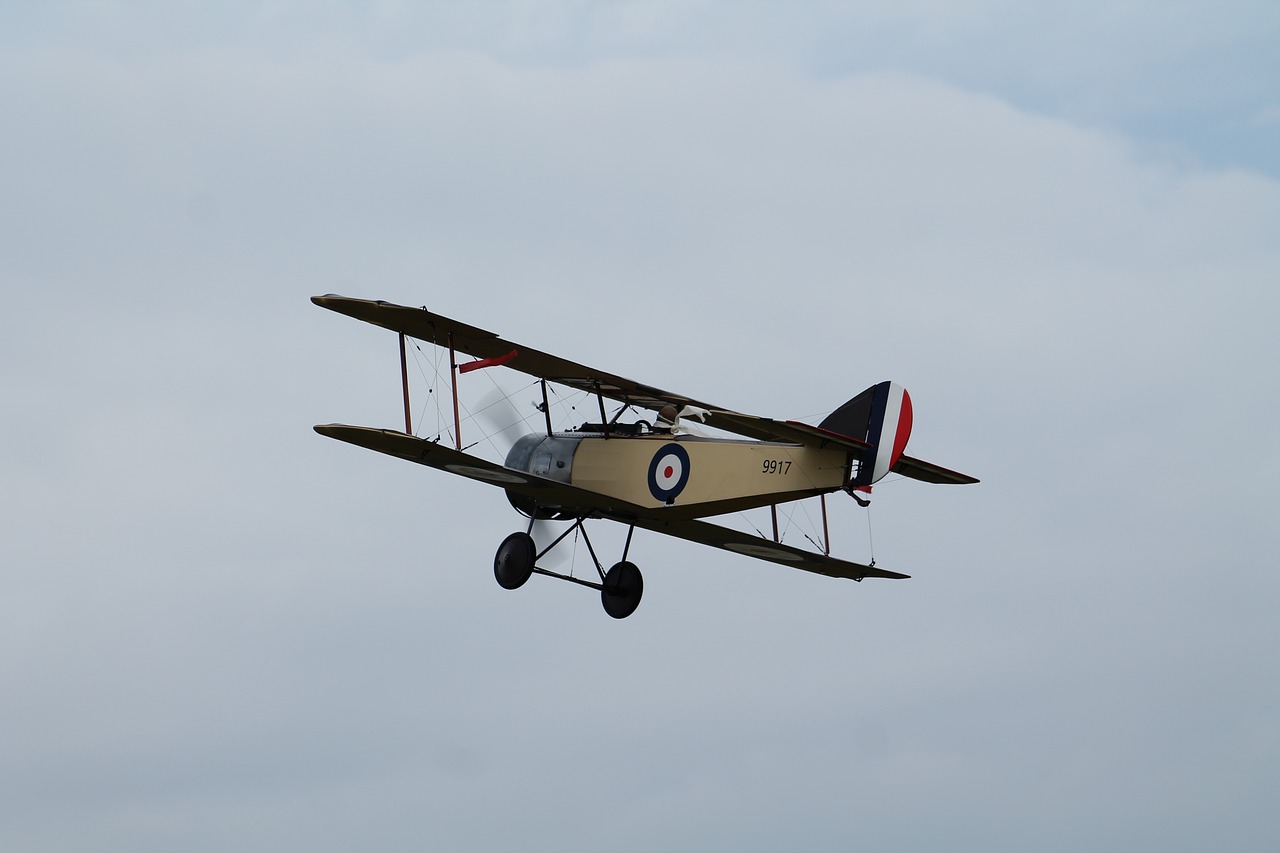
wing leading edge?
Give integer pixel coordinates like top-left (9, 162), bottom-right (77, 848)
top-left (314, 423), bottom-right (906, 582)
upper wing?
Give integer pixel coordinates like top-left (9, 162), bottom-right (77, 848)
top-left (312, 294), bottom-right (724, 414)
top-left (315, 423), bottom-right (906, 582)
top-left (312, 294), bottom-right (876, 451)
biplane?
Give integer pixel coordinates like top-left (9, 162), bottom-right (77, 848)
top-left (313, 295), bottom-right (977, 619)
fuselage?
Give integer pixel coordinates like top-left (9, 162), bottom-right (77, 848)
top-left (504, 429), bottom-right (850, 520)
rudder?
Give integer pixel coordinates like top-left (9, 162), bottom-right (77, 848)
top-left (819, 381), bottom-right (913, 488)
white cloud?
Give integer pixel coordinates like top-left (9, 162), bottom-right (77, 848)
top-left (2, 8), bottom-right (1278, 852)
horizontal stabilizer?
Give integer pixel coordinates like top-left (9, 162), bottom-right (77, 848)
top-left (892, 454), bottom-right (979, 485)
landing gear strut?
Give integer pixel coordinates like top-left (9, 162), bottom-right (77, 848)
top-left (492, 519), bottom-right (644, 618)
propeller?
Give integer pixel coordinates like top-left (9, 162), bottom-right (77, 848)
top-left (474, 387), bottom-right (569, 567)
top-left (473, 387), bottom-right (533, 456)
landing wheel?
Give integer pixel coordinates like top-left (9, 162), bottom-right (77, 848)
top-left (494, 532), bottom-right (536, 590)
top-left (601, 561), bottom-right (644, 619)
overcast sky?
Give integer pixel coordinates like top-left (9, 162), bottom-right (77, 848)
top-left (2, 2), bottom-right (1278, 851)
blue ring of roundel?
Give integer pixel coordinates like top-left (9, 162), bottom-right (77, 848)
top-left (647, 443), bottom-right (691, 502)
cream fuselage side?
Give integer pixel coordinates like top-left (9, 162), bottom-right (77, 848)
top-left (505, 432), bottom-right (851, 519)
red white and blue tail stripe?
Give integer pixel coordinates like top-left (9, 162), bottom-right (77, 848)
top-left (866, 381), bottom-right (913, 484)
top-left (819, 380), bottom-right (915, 488)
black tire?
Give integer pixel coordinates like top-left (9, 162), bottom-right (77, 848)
top-left (494, 532), bottom-right (536, 590)
top-left (601, 561), bottom-right (644, 619)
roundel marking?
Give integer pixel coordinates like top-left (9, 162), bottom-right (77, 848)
top-left (647, 443), bottom-right (691, 503)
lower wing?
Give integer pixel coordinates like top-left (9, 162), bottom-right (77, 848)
top-left (315, 424), bottom-right (907, 582)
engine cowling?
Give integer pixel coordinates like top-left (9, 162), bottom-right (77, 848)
top-left (503, 433), bottom-right (584, 518)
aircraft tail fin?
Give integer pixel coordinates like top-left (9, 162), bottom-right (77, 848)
top-left (820, 381), bottom-right (978, 487)
top-left (820, 381), bottom-right (913, 488)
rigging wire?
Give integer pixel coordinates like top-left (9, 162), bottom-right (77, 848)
top-left (406, 337), bottom-right (444, 440)
top-left (569, 525), bottom-right (580, 579)
top-left (455, 376), bottom-right (542, 457)
top-left (865, 504), bottom-right (876, 566)
top-left (398, 336), bottom-right (587, 452)
top-left (778, 503), bottom-right (794, 542)
top-left (430, 340), bottom-right (444, 439)
top-left (789, 499), bottom-right (826, 553)
top-left (735, 510), bottom-right (770, 541)
top-left (477, 375), bottom-right (541, 454)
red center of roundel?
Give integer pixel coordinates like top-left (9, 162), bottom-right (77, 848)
top-left (664, 465), bottom-right (674, 478)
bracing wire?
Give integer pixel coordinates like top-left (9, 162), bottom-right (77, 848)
top-left (397, 340), bottom-right (608, 452)
top-left (736, 510), bottom-right (770, 541)
top-left (396, 337), bottom-right (629, 451)
top-left (569, 525), bottom-right (580, 580)
top-left (457, 376), bottom-right (543, 457)
top-left (405, 337), bottom-right (446, 440)
top-left (865, 505), bottom-right (876, 566)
